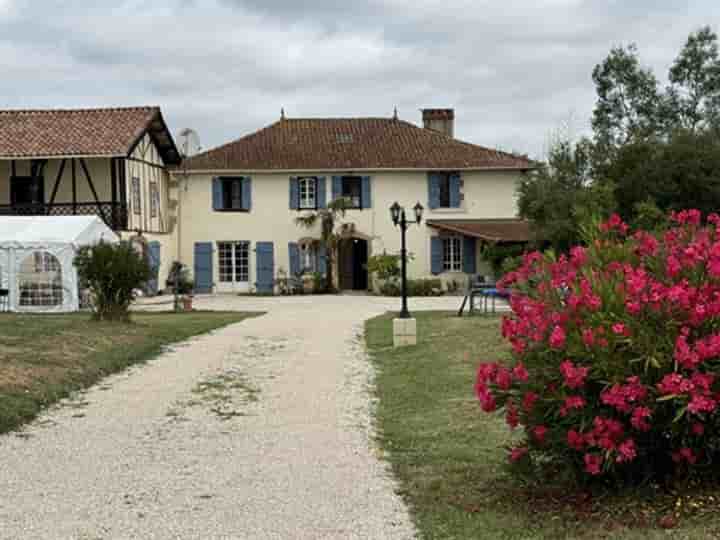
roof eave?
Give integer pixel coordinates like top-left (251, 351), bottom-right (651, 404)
top-left (170, 165), bottom-right (536, 175)
top-left (0, 153), bottom-right (126, 161)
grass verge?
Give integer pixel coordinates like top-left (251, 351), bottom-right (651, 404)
top-left (0, 310), bottom-right (260, 434)
top-left (366, 311), bottom-right (720, 540)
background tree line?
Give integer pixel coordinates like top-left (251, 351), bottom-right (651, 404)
top-left (520, 26), bottom-right (720, 252)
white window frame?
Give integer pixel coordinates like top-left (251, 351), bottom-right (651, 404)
top-left (300, 243), bottom-right (316, 273)
top-left (131, 177), bottom-right (141, 215)
top-left (442, 236), bottom-right (462, 272)
top-left (19, 251), bottom-right (64, 308)
top-left (149, 182), bottom-right (159, 218)
top-left (217, 241), bottom-right (250, 292)
top-left (299, 177), bottom-right (317, 209)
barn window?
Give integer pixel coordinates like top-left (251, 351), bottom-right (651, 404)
top-left (19, 251), bottom-right (63, 307)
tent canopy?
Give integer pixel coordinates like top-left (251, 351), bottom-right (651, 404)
top-left (0, 216), bottom-right (118, 313)
top-left (0, 215), bottom-right (118, 248)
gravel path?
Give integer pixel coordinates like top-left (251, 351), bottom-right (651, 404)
top-left (0, 295), bottom-right (474, 539)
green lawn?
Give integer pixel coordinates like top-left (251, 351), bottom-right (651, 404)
top-left (366, 312), bottom-right (720, 540)
top-left (0, 311), bottom-right (260, 434)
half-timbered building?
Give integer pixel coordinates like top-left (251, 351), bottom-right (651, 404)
top-left (0, 106), bottom-right (181, 290)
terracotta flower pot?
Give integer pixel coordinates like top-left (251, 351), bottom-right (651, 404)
top-left (182, 295), bottom-right (193, 311)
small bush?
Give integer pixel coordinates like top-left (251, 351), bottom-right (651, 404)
top-left (481, 242), bottom-right (527, 276)
top-left (408, 278), bottom-right (443, 296)
top-left (74, 241), bottom-right (151, 322)
top-left (476, 211), bottom-right (720, 486)
top-left (379, 278), bottom-right (443, 296)
top-left (367, 252), bottom-right (402, 281)
top-left (166, 261), bottom-right (193, 294)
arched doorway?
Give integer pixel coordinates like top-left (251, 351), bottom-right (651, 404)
top-left (338, 237), bottom-right (369, 291)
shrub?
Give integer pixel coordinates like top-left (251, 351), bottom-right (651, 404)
top-left (407, 278), bottom-right (443, 297)
top-left (367, 252), bottom-right (402, 281)
top-left (74, 241), bottom-right (151, 322)
top-left (481, 242), bottom-right (528, 276)
top-left (476, 211), bottom-right (720, 486)
top-left (380, 278), bottom-right (443, 297)
top-left (166, 261), bottom-right (193, 295)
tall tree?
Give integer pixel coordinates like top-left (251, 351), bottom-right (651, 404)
top-left (667, 26), bottom-right (720, 133)
top-left (295, 198), bottom-right (347, 293)
top-left (591, 44), bottom-right (664, 156)
top-left (518, 139), bottom-right (615, 252)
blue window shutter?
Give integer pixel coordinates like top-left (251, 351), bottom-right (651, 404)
top-left (450, 173), bottom-right (461, 208)
top-left (431, 237), bottom-right (443, 275)
top-left (146, 241), bottom-right (161, 296)
top-left (212, 177), bottom-right (223, 210)
top-left (317, 176), bottom-right (327, 208)
top-left (193, 242), bottom-right (213, 293)
top-left (255, 241), bottom-right (274, 293)
top-left (289, 177), bottom-right (299, 210)
top-left (463, 236), bottom-right (476, 274)
top-left (361, 176), bottom-right (371, 209)
top-left (317, 244), bottom-right (327, 275)
top-left (428, 173), bottom-right (441, 209)
top-left (241, 177), bottom-right (252, 211)
top-left (288, 242), bottom-right (300, 276)
top-left (332, 176), bottom-right (342, 201)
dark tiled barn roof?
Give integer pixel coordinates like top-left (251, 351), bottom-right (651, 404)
top-left (0, 106), bottom-right (181, 164)
top-left (184, 117), bottom-right (534, 171)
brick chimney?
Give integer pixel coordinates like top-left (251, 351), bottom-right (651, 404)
top-left (422, 108), bottom-right (455, 138)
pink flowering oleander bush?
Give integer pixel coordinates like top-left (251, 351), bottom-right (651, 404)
top-left (476, 210), bottom-right (720, 485)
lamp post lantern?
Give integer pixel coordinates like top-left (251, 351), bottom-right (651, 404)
top-left (391, 201), bottom-right (424, 319)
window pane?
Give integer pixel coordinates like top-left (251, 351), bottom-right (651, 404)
top-left (19, 251), bottom-right (63, 306)
top-left (132, 177), bottom-right (141, 215)
top-left (218, 242), bottom-right (232, 282)
top-left (235, 242), bottom-right (249, 282)
top-left (299, 177), bottom-right (316, 209)
top-left (342, 177), bottom-right (361, 208)
top-left (439, 173), bottom-right (451, 208)
top-left (221, 178), bottom-right (243, 210)
top-left (442, 236), bottom-right (462, 272)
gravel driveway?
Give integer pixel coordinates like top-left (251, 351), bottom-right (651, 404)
top-left (0, 295), bottom-right (478, 539)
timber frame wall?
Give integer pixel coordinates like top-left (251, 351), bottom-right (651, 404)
top-left (125, 133), bottom-right (172, 234)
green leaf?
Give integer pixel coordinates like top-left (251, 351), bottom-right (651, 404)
top-left (673, 406), bottom-right (688, 423)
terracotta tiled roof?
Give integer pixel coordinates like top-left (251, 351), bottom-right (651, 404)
top-left (427, 219), bottom-right (533, 242)
top-left (0, 106), bottom-right (181, 163)
top-left (184, 117), bottom-right (534, 171)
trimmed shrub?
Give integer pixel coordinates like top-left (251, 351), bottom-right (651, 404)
top-left (407, 278), bottom-right (443, 297)
top-left (476, 211), bottom-right (720, 485)
top-left (74, 241), bottom-right (151, 322)
top-left (379, 278), bottom-right (443, 297)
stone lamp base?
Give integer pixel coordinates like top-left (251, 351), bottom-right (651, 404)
top-left (393, 318), bottom-right (417, 347)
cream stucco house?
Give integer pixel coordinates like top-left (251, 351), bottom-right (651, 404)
top-left (0, 106), bottom-right (533, 304)
top-left (0, 107), bottom-right (181, 308)
top-left (176, 109), bottom-right (535, 294)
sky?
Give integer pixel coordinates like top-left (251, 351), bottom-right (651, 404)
top-left (0, 0), bottom-right (717, 159)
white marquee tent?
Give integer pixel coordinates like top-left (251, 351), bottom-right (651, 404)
top-left (0, 216), bottom-right (118, 313)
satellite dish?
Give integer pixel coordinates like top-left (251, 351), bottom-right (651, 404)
top-left (177, 128), bottom-right (202, 158)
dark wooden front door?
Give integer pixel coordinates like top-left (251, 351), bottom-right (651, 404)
top-left (339, 238), bottom-right (369, 291)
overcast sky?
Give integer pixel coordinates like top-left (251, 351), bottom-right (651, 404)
top-left (0, 0), bottom-right (717, 159)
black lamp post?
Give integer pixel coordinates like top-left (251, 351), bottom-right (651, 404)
top-left (390, 201), bottom-right (424, 319)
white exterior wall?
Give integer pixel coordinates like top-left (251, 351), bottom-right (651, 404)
top-left (174, 169), bottom-right (521, 292)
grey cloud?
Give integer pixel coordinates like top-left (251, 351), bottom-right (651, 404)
top-left (0, 0), bottom-right (717, 158)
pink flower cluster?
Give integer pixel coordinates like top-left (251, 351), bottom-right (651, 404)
top-left (481, 211), bottom-right (720, 481)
